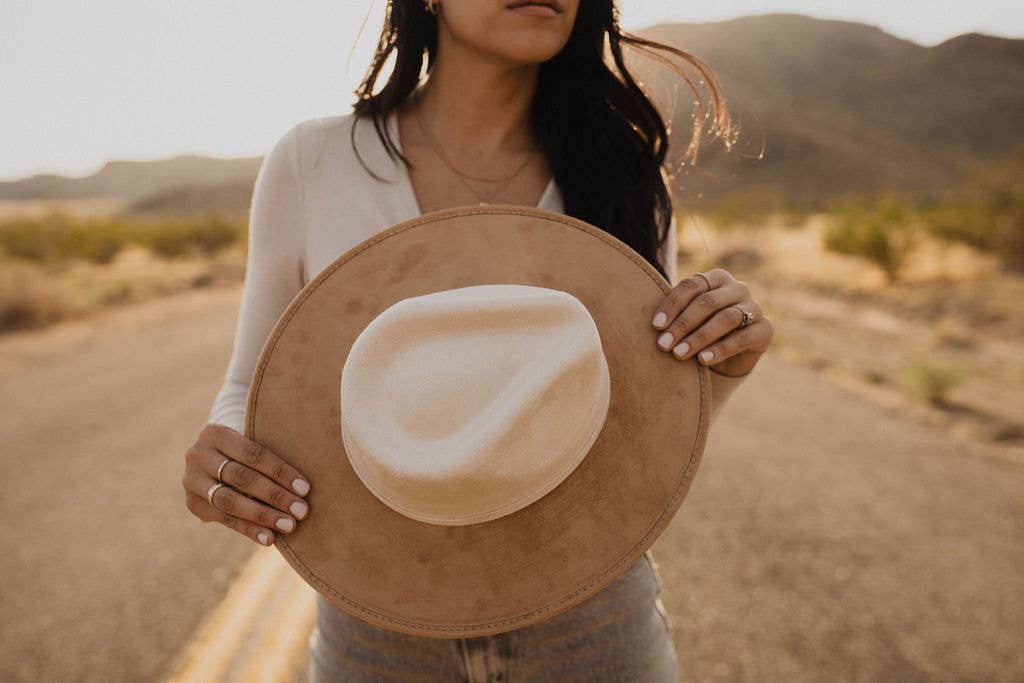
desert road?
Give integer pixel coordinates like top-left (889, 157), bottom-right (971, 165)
top-left (1, 285), bottom-right (1021, 682)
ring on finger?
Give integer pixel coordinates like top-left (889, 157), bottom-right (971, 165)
top-left (207, 482), bottom-right (225, 507)
top-left (216, 457), bottom-right (232, 483)
top-left (731, 303), bottom-right (754, 328)
top-left (695, 272), bottom-right (713, 291)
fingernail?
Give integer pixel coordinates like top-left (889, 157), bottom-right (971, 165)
top-left (258, 531), bottom-right (270, 545)
top-left (290, 500), bottom-right (309, 520)
top-left (672, 341), bottom-right (690, 357)
top-left (292, 478), bottom-right (310, 496)
top-left (652, 312), bottom-right (667, 328)
top-left (276, 517), bottom-right (295, 532)
top-left (699, 350), bottom-right (713, 362)
top-left (657, 331), bottom-right (674, 350)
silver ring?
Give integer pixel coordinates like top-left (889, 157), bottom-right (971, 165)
top-left (695, 272), bottom-right (713, 291)
top-left (731, 303), bottom-right (754, 327)
top-left (216, 457), bottom-right (231, 483)
top-left (207, 482), bottom-right (225, 507)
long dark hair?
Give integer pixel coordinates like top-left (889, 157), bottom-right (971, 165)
top-left (349, 0), bottom-right (737, 281)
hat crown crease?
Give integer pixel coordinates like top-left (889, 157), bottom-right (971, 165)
top-left (419, 329), bottom-right (600, 472)
top-left (340, 283), bottom-right (611, 526)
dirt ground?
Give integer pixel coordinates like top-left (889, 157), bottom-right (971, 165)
top-left (675, 213), bottom-right (1024, 460)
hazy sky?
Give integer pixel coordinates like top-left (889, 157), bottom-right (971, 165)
top-left (2, 0), bottom-right (1020, 180)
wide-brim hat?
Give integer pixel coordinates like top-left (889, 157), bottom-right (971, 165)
top-left (245, 204), bottom-right (711, 638)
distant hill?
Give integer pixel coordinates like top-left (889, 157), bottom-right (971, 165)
top-left (635, 13), bottom-right (1024, 205)
top-left (1, 13), bottom-right (1021, 212)
top-left (124, 179), bottom-right (256, 217)
top-left (0, 154), bottom-right (262, 214)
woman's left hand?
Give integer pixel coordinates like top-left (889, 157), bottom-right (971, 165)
top-left (650, 268), bottom-right (773, 377)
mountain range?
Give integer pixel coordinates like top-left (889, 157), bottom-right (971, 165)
top-left (1, 13), bottom-right (1021, 212)
top-left (637, 13), bottom-right (1024, 206)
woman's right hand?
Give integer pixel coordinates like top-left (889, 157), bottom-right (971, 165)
top-left (182, 423), bottom-right (312, 546)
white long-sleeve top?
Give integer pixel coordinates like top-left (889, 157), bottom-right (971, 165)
top-left (206, 109), bottom-right (750, 434)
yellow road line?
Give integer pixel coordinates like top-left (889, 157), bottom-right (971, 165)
top-left (233, 573), bottom-right (317, 683)
top-left (164, 548), bottom-right (314, 683)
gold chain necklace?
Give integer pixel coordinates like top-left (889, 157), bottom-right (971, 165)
top-left (412, 104), bottom-right (536, 206)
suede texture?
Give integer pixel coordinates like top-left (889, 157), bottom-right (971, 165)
top-left (245, 205), bottom-right (710, 638)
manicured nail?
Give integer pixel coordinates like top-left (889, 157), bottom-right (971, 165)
top-left (258, 531), bottom-right (270, 545)
top-left (276, 517), bottom-right (295, 532)
top-left (699, 350), bottom-right (713, 362)
top-left (657, 332), bottom-right (673, 350)
top-left (292, 478), bottom-right (310, 496)
top-left (290, 500), bottom-right (309, 520)
top-left (652, 312), bottom-right (667, 328)
top-left (672, 342), bottom-right (690, 357)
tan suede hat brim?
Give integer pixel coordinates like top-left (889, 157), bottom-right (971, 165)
top-left (245, 205), bottom-right (710, 638)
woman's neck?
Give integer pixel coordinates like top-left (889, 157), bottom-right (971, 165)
top-left (407, 43), bottom-right (540, 158)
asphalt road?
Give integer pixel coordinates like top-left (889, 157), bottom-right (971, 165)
top-left (0, 286), bottom-right (1021, 682)
top-left (1, 288), bottom-right (257, 682)
top-left (655, 353), bottom-right (1024, 682)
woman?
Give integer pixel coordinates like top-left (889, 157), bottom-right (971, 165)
top-left (181, 0), bottom-right (773, 680)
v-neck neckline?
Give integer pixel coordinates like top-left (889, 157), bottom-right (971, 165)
top-left (387, 107), bottom-right (555, 217)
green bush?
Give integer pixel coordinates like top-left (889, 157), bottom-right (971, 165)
top-left (822, 194), bottom-right (919, 282)
top-left (139, 215), bottom-right (241, 259)
top-left (919, 151), bottom-right (1024, 272)
top-left (906, 357), bottom-right (964, 408)
top-left (0, 212), bottom-right (129, 264)
top-left (142, 222), bottom-right (193, 258)
top-left (0, 218), bottom-right (56, 262)
top-left (0, 209), bottom-right (74, 261)
top-left (64, 222), bottom-right (129, 264)
top-left (191, 216), bottom-right (238, 256)
top-left (0, 211), bottom-right (244, 264)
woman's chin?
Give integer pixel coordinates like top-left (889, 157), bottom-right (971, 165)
top-left (482, 34), bottom-right (569, 64)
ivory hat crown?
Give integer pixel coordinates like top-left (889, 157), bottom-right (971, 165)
top-left (339, 283), bottom-right (612, 526)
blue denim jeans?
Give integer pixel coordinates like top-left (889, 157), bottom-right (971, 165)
top-left (307, 549), bottom-right (679, 682)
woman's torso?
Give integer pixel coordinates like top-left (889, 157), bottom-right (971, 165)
top-left (294, 108), bottom-right (563, 287)
top-left (296, 109), bottom-right (679, 678)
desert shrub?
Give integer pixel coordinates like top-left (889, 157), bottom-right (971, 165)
top-left (63, 221), bottom-right (129, 264)
top-left (920, 151), bottom-right (1024, 272)
top-left (190, 216), bottom-right (238, 256)
top-left (0, 211), bottom-right (244, 264)
top-left (142, 222), bottom-right (193, 258)
top-left (906, 357), bottom-right (964, 408)
top-left (0, 212), bottom-right (130, 264)
top-left (823, 194), bottom-right (919, 282)
top-left (140, 215), bottom-right (241, 259)
top-left (0, 213), bottom-right (68, 261)
top-left (0, 262), bottom-right (70, 331)
top-left (100, 280), bottom-right (136, 305)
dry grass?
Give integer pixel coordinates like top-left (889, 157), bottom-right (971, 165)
top-left (0, 245), bottom-right (245, 331)
top-left (677, 212), bottom-right (1024, 449)
top-left (0, 201), bottom-right (247, 333)
top-left (0, 245), bottom-right (245, 333)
